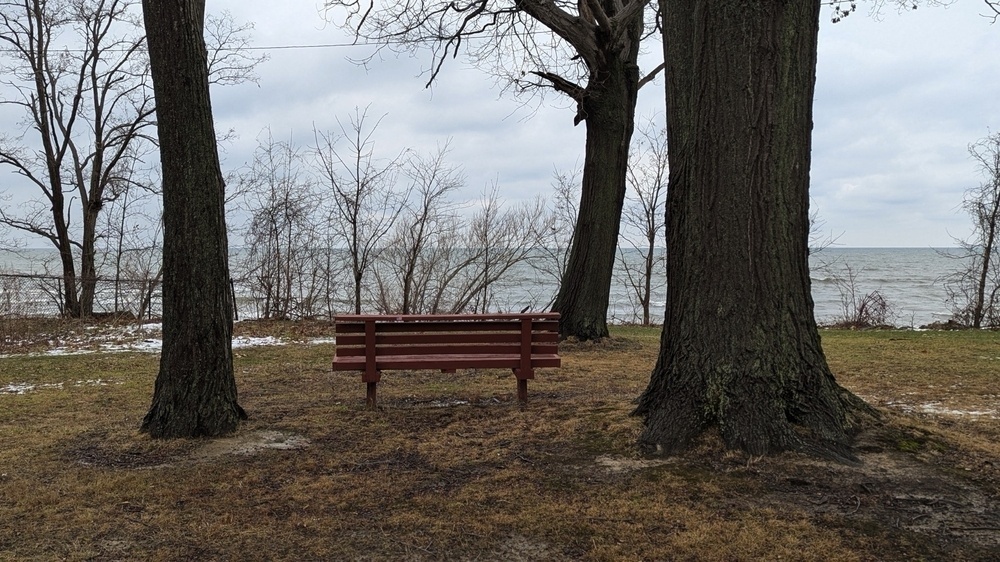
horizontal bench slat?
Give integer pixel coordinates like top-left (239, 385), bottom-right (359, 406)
top-left (334, 313), bottom-right (560, 322)
top-left (335, 343), bottom-right (559, 357)
top-left (335, 320), bottom-right (559, 334)
top-left (335, 331), bottom-right (559, 348)
top-left (332, 353), bottom-right (561, 372)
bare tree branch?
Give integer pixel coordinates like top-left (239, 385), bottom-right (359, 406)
top-left (637, 61), bottom-right (664, 89)
top-left (985, 0), bottom-right (1000, 23)
top-left (529, 70), bottom-right (585, 100)
top-left (326, 1), bottom-right (656, 94)
top-left (205, 11), bottom-right (270, 85)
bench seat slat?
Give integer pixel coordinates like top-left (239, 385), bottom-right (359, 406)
top-left (335, 343), bottom-right (560, 357)
top-left (332, 353), bottom-right (561, 372)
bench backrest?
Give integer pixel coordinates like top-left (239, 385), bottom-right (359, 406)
top-left (333, 313), bottom-right (560, 362)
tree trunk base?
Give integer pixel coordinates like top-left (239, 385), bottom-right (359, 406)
top-left (556, 313), bottom-right (610, 342)
top-left (633, 361), bottom-right (880, 464)
top-left (141, 399), bottom-right (247, 439)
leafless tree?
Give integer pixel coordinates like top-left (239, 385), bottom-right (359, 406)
top-left (314, 107), bottom-right (409, 314)
top-left (236, 129), bottom-right (325, 320)
top-left (324, 0), bottom-right (662, 340)
top-left (0, 1), bottom-right (263, 317)
top-left (106, 213), bottom-right (162, 320)
top-left (0, 0), bottom-right (155, 317)
top-left (140, 0), bottom-right (245, 439)
top-left (447, 186), bottom-right (552, 314)
top-left (98, 146), bottom-right (161, 318)
top-left (633, 0), bottom-right (881, 461)
top-left (532, 166), bottom-right (579, 302)
top-left (374, 143), bottom-right (465, 314)
top-left (617, 117), bottom-right (666, 326)
top-left (945, 131), bottom-right (1000, 328)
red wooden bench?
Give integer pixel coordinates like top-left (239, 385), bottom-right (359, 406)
top-left (331, 313), bottom-right (561, 409)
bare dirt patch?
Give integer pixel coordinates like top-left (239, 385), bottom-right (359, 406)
top-left (64, 428), bottom-right (310, 469)
top-left (659, 421), bottom-right (1000, 560)
top-left (189, 429), bottom-right (311, 460)
top-left (595, 454), bottom-right (675, 473)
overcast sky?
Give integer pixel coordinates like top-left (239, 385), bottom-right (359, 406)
top-left (4, 1), bottom-right (1000, 248)
top-left (208, 1), bottom-right (1000, 248)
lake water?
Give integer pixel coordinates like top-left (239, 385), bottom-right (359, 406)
top-left (0, 247), bottom-right (968, 327)
top-left (808, 247), bottom-right (962, 327)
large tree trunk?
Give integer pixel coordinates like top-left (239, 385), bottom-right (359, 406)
top-left (140, 0), bottom-right (245, 438)
top-left (79, 202), bottom-right (100, 316)
top-left (633, 0), bottom-right (876, 461)
top-left (53, 218), bottom-right (81, 318)
top-left (552, 19), bottom-right (641, 341)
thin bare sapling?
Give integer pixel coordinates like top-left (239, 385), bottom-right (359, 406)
top-left (313, 107), bottom-right (409, 314)
top-left (616, 117), bottom-right (667, 325)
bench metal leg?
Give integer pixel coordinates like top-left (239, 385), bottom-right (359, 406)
top-left (517, 379), bottom-right (528, 404)
top-left (366, 382), bottom-right (378, 410)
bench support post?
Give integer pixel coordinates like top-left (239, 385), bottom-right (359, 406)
top-left (514, 316), bottom-right (533, 404)
top-left (363, 319), bottom-right (381, 409)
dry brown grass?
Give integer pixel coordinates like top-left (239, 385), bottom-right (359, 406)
top-left (1, 322), bottom-right (998, 561)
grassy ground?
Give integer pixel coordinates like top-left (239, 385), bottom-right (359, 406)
top-left (1, 321), bottom-right (999, 561)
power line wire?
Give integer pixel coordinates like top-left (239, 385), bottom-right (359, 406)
top-left (0, 41), bottom-right (379, 54)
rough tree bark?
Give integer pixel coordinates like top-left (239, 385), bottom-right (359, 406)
top-left (633, 0), bottom-right (876, 461)
top-left (551, 35), bottom-right (641, 340)
top-left (140, 0), bottom-right (245, 438)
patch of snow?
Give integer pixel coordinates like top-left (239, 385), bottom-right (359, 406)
top-left (2, 323), bottom-right (337, 358)
top-left (428, 398), bottom-right (470, 408)
top-left (2, 383), bottom-right (37, 394)
top-left (44, 348), bottom-right (84, 356)
top-left (884, 399), bottom-right (997, 419)
top-left (232, 336), bottom-right (283, 349)
top-left (917, 402), bottom-right (997, 418)
top-left (97, 339), bottom-right (163, 354)
top-left (308, 337), bottom-right (336, 345)
top-left (1, 382), bottom-right (62, 394)
top-left (75, 379), bottom-right (115, 387)
top-left (1, 379), bottom-right (117, 395)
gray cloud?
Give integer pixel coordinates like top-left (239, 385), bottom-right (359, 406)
top-left (3, 0), bottom-right (997, 248)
